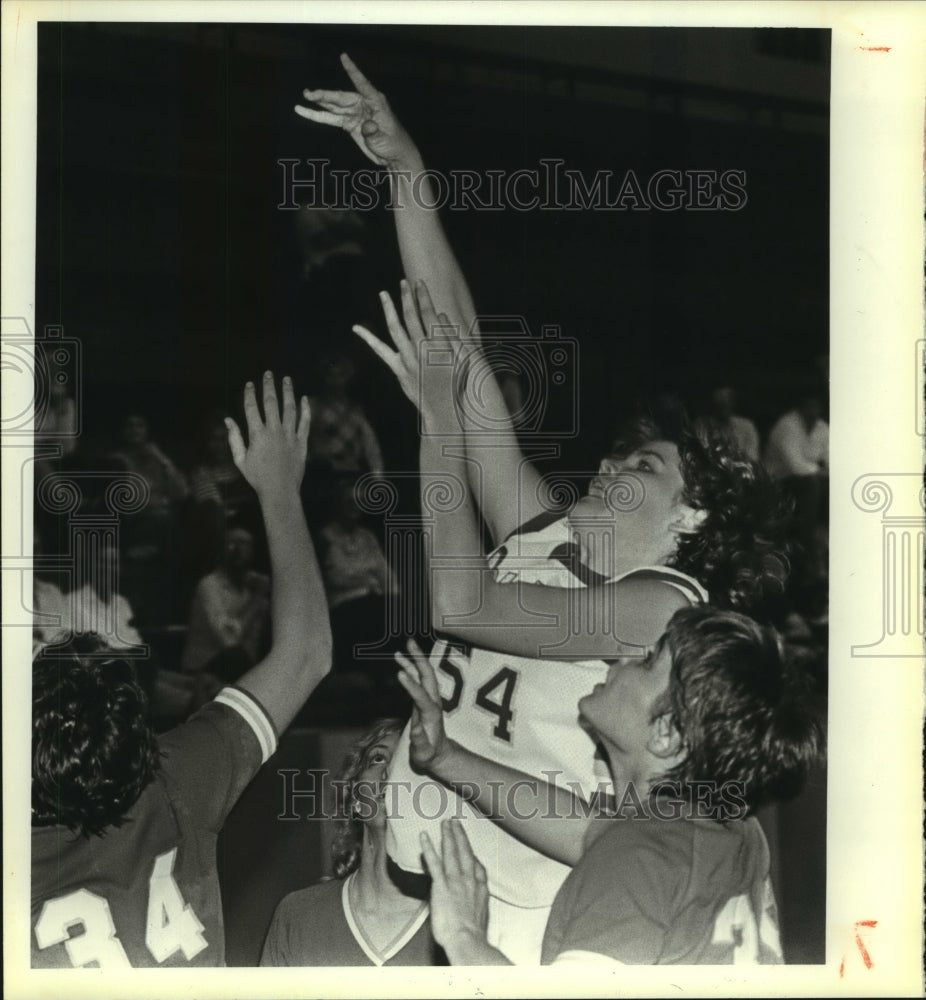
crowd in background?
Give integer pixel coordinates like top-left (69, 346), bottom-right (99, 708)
top-left (33, 357), bottom-right (829, 735)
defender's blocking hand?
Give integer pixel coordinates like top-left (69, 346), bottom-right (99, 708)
top-left (225, 373), bottom-right (310, 498)
top-left (395, 638), bottom-right (452, 772)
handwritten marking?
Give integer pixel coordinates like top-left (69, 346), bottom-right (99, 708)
top-left (840, 919), bottom-right (877, 976)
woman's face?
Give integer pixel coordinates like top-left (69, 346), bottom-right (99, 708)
top-left (571, 440), bottom-right (699, 550)
top-left (353, 729), bottom-right (400, 828)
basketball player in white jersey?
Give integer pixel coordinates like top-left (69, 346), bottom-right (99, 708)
top-left (297, 56), bottom-right (788, 962)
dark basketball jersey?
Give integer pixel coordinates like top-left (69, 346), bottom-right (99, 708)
top-left (260, 874), bottom-right (444, 967)
top-left (31, 687), bottom-right (276, 968)
top-left (541, 816), bottom-right (783, 965)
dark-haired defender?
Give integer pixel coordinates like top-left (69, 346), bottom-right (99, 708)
top-left (398, 607), bottom-right (822, 965)
top-left (31, 374), bottom-right (331, 968)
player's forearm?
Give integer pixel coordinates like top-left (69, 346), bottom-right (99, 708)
top-left (418, 414), bottom-right (486, 632)
top-left (428, 740), bottom-right (590, 866)
top-left (390, 154), bottom-right (477, 333)
top-left (439, 572), bottom-right (685, 661)
top-left (237, 488), bottom-right (331, 729)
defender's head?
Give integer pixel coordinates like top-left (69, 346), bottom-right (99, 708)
top-left (330, 718), bottom-right (403, 878)
top-left (579, 605), bottom-right (822, 815)
top-left (32, 635), bottom-right (160, 838)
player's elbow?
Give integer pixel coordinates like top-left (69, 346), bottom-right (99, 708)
top-left (429, 569), bottom-right (462, 634)
top-left (306, 628), bottom-right (333, 680)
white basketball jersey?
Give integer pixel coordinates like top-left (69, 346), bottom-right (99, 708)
top-left (386, 514), bottom-right (706, 922)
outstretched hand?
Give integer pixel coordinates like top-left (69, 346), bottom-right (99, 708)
top-left (295, 53), bottom-right (416, 169)
top-left (353, 278), bottom-right (460, 424)
top-left (395, 638), bottom-right (452, 772)
top-left (420, 820), bottom-right (492, 957)
top-left (225, 372), bottom-right (311, 499)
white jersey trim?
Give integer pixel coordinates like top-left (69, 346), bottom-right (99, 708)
top-left (551, 949), bottom-right (626, 966)
top-left (613, 565), bottom-right (709, 604)
top-left (340, 873), bottom-right (429, 966)
top-left (214, 687), bottom-right (277, 764)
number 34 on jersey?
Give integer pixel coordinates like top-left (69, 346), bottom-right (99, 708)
top-left (34, 848), bottom-right (207, 968)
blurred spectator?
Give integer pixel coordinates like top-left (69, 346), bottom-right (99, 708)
top-left (187, 410), bottom-right (258, 582)
top-left (319, 475), bottom-right (399, 614)
top-left (111, 412), bottom-right (189, 624)
top-left (764, 391), bottom-right (829, 529)
top-left (764, 393), bottom-right (829, 481)
top-left (111, 413), bottom-right (188, 521)
top-left (304, 474), bottom-right (405, 723)
top-left (696, 385), bottom-right (760, 461)
top-left (182, 524), bottom-right (270, 705)
top-left (68, 537), bottom-right (144, 650)
top-left (308, 352), bottom-right (384, 478)
top-left (296, 207), bottom-right (365, 283)
top-left (32, 526), bottom-right (70, 657)
top-left (190, 410), bottom-right (255, 518)
top-left (764, 390), bottom-right (829, 621)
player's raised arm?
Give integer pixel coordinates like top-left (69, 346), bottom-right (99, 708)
top-left (224, 373), bottom-right (331, 733)
top-left (298, 59), bottom-right (541, 543)
top-left (296, 53), bottom-right (476, 331)
top-left (395, 641), bottom-right (602, 866)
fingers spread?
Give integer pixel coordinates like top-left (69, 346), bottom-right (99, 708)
top-left (352, 324), bottom-right (400, 373)
top-left (393, 650), bottom-right (421, 684)
top-left (379, 290), bottom-right (417, 359)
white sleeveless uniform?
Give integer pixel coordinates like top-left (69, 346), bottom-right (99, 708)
top-left (385, 514), bottom-right (707, 964)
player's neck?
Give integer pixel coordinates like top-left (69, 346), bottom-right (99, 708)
top-left (573, 525), bottom-right (677, 577)
top-left (598, 737), bottom-right (664, 802)
top-left (353, 830), bottom-right (424, 912)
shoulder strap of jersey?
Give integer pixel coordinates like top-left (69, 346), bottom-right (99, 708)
top-left (612, 566), bottom-right (708, 605)
top-left (500, 508), bottom-right (566, 545)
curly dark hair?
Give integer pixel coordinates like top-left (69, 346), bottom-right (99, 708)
top-left (653, 605), bottom-right (823, 815)
top-left (611, 416), bottom-right (792, 620)
top-left (330, 718), bottom-right (404, 879)
top-left (32, 635), bottom-right (161, 838)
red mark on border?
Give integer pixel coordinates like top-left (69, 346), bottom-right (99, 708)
top-left (854, 919), bottom-right (877, 969)
top-left (840, 920), bottom-right (877, 976)
top-left (859, 46), bottom-right (891, 52)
